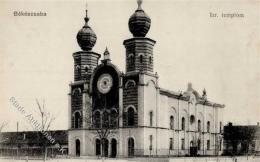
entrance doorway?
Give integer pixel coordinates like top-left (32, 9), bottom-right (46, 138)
top-left (75, 139), bottom-right (80, 156)
top-left (103, 138), bottom-right (109, 157)
top-left (111, 138), bottom-right (117, 158)
top-left (128, 137), bottom-right (135, 157)
top-left (96, 139), bottom-right (101, 156)
top-left (190, 141), bottom-right (197, 156)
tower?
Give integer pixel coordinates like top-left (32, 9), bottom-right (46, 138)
top-left (123, 0), bottom-right (156, 73)
top-left (68, 6), bottom-right (101, 156)
top-left (74, 8), bottom-right (100, 82)
top-left (121, 0), bottom-right (159, 156)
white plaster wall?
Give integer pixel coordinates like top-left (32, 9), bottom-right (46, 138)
top-left (120, 128), bottom-right (144, 156)
top-left (158, 94), bottom-right (169, 128)
top-left (143, 75), bottom-right (157, 127)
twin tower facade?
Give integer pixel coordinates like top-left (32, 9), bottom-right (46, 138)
top-left (68, 1), bottom-right (225, 158)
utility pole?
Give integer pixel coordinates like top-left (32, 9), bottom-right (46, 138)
top-left (16, 122), bottom-right (19, 158)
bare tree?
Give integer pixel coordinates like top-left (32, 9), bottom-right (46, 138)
top-left (35, 98), bottom-right (56, 161)
top-left (0, 122), bottom-right (8, 133)
top-left (35, 99), bottom-right (56, 132)
top-left (0, 122), bottom-right (8, 144)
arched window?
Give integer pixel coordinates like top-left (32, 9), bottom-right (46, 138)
top-left (128, 138), bottom-right (135, 157)
top-left (129, 55), bottom-right (134, 65)
top-left (197, 139), bottom-right (201, 150)
top-left (103, 111), bottom-right (109, 128)
top-left (149, 111), bottom-right (153, 126)
top-left (170, 116), bottom-right (174, 129)
top-left (220, 122), bottom-right (223, 133)
top-left (84, 65), bottom-right (89, 73)
top-left (74, 112), bottom-right (81, 128)
top-left (190, 141), bottom-right (194, 147)
top-left (169, 138), bottom-right (173, 150)
top-left (198, 120), bottom-right (201, 132)
top-left (149, 135), bottom-right (153, 150)
top-left (95, 139), bottom-right (101, 156)
top-left (181, 138), bottom-right (185, 150)
top-left (127, 107), bottom-right (135, 126)
top-left (207, 121), bottom-right (210, 133)
top-left (181, 117), bottom-right (185, 130)
top-left (149, 56), bottom-right (152, 64)
top-left (125, 80), bottom-right (136, 89)
top-left (76, 65), bottom-right (81, 77)
top-left (219, 139), bottom-right (222, 151)
top-left (190, 115), bottom-right (195, 124)
top-left (110, 109), bottom-right (118, 128)
top-left (207, 140), bottom-right (210, 150)
top-left (140, 55), bottom-right (143, 63)
top-left (72, 88), bottom-right (81, 96)
top-left (94, 111), bottom-right (101, 128)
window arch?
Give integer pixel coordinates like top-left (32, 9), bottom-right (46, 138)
top-left (207, 121), bottom-right (210, 133)
top-left (74, 111), bottom-right (81, 128)
top-left (190, 115), bottom-right (195, 124)
top-left (149, 135), bottom-right (153, 150)
top-left (198, 120), bottom-right (201, 132)
top-left (181, 117), bottom-right (185, 130)
top-left (207, 140), bottom-right (210, 150)
top-left (128, 54), bottom-right (134, 65)
top-left (103, 111), bottom-right (109, 128)
top-left (72, 88), bottom-right (81, 96)
top-left (125, 80), bottom-right (136, 89)
top-left (127, 107), bottom-right (135, 126)
top-left (83, 65), bottom-right (89, 73)
top-left (220, 122), bottom-right (223, 133)
top-left (197, 139), bottom-right (201, 150)
top-left (169, 138), bottom-right (173, 150)
top-left (190, 140), bottom-right (194, 147)
top-left (140, 55), bottom-right (143, 63)
top-left (110, 109), bottom-right (118, 128)
top-left (170, 116), bottom-right (174, 129)
top-left (93, 111), bottom-right (101, 128)
top-left (149, 111), bottom-right (153, 126)
top-left (76, 65), bottom-right (81, 76)
top-left (181, 138), bottom-right (185, 150)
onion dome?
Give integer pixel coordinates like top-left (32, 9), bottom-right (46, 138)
top-left (77, 9), bottom-right (97, 51)
top-left (128, 0), bottom-right (151, 37)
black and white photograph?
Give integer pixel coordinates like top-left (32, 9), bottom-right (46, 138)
top-left (0, 0), bottom-right (259, 161)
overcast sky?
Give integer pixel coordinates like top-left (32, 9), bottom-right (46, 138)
top-left (0, 0), bottom-right (259, 131)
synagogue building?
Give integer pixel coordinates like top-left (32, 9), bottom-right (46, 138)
top-left (68, 0), bottom-right (225, 158)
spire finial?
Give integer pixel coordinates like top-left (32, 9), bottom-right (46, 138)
top-left (102, 47), bottom-right (111, 63)
top-left (202, 88), bottom-right (207, 96)
top-left (202, 88), bottom-right (207, 100)
top-left (84, 1), bottom-right (89, 26)
top-left (137, 0), bottom-right (143, 10)
top-left (104, 47), bottom-right (110, 57)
